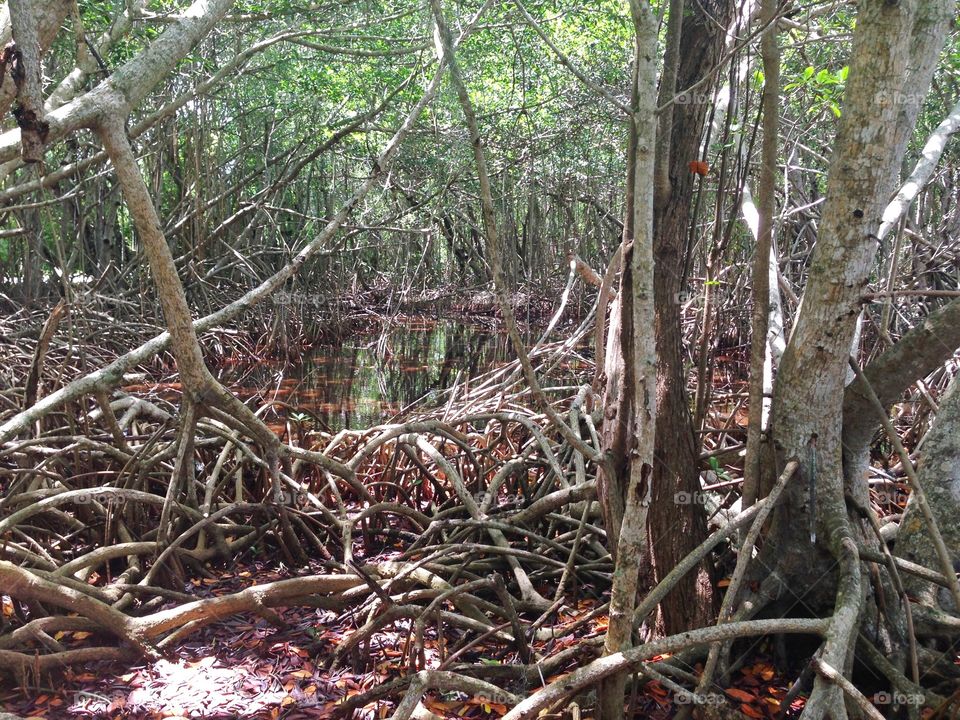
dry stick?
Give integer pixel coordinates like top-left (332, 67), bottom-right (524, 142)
top-left (877, 220), bottom-right (904, 345)
top-left (532, 257), bottom-right (578, 350)
top-left (856, 547), bottom-right (951, 588)
top-left (428, 0), bottom-right (600, 467)
top-left (552, 493), bottom-right (592, 604)
top-left (694, 460), bottom-right (799, 698)
top-left (848, 357), bottom-right (960, 611)
top-left (810, 658), bottom-right (885, 720)
top-left (592, 246), bottom-right (623, 393)
top-left (157, 398), bottom-right (198, 546)
top-left (389, 670), bottom-right (521, 720)
top-left (499, 618), bottom-right (827, 720)
top-left (492, 572), bottom-right (532, 663)
top-left (23, 300), bottom-right (68, 413)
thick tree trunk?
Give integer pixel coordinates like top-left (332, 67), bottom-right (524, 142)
top-left (646, 0), bottom-right (732, 634)
top-left (766, 0), bottom-right (953, 598)
top-left (759, 0), bottom-right (952, 715)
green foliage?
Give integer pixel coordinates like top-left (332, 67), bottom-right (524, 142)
top-left (783, 65), bottom-right (848, 118)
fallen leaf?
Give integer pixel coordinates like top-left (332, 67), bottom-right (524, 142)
top-left (725, 688), bottom-right (756, 703)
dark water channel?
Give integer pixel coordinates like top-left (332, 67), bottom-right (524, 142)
top-left (220, 319), bottom-right (519, 431)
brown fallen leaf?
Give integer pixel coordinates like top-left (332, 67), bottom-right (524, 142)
top-left (725, 687), bottom-right (756, 703)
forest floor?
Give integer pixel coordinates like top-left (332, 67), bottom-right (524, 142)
top-left (0, 303), bottom-right (938, 720)
top-left (0, 554), bottom-right (803, 720)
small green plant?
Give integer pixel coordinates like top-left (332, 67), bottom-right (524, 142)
top-left (709, 455), bottom-right (732, 483)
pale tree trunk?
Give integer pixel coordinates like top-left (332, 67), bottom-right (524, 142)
top-left (742, 0), bottom-right (779, 510)
top-left (0, 0), bottom-right (70, 119)
top-left (759, 0), bottom-right (953, 716)
top-left (596, 1), bottom-right (657, 717)
top-left (895, 372), bottom-right (960, 613)
top-left (841, 94), bottom-right (960, 484)
top-left (766, 0), bottom-right (952, 591)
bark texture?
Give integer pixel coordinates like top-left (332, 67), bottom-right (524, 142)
top-left (597, 1), bottom-right (658, 716)
top-left (766, 0), bottom-right (950, 602)
top-left (894, 373), bottom-right (960, 612)
top-left (646, 0), bottom-right (732, 634)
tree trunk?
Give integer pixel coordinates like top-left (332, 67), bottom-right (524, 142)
top-left (765, 0), bottom-right (952, 600)
top-left (894, 371), bottom-right (960, 612)
top-left (646, 0), bottom-right (732, 634)
top-left (597, 1), bottom-right (658, 717)
top-left (743, 0), bottom-right (780, 511)
top-left (759, 0), bottom-right (952, 714)
top-left (842, 298), bottom-right (960, 488)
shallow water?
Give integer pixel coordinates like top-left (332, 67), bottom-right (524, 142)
top-left (219, 318), bottom-right (520, 431)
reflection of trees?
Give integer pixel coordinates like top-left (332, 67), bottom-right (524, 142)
top-left (221, 322), bottom-right (512, 431)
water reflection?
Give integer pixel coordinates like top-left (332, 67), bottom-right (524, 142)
top-left (221, 319), bottom-right (518, 431)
